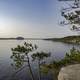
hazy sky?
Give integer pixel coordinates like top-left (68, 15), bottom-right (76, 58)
top-left (0, 0), bottom-right (78, 38)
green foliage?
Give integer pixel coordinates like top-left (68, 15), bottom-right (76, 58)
top-left (31, 51), bottom-right (51, 61)
top-left (11, 42), bottom-right (38, 80)
top-left (60, 0), bottom-right (80, 31)
top-left (62, 11), bottom-right (80, 24)
top-left (11, 42), bottom-right (37, 68)
top-left (51, 47), bottom-right (80, 70)
top-left (11, 42), bottom-right (50, 80)
top-left (41, 47), bottom-right (80, 80)
top-left (40, 65), bottom-right (50, 74)
top-left (48, 36), bottom-right (80, 44)
top-left (11, 52), bottom-right (24, 68)
top-left (64, 47), bottom-right (80, 64)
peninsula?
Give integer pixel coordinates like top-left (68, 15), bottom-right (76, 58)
top-left (44, 35), bottom-right (80, 44)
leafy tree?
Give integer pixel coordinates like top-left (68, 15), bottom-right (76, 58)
top-left (11, 42), bottom-right (38, 80)
top-left (31, 52), bottom-right (51, 80)
top-left (59, 0), bottom-right (80, 31)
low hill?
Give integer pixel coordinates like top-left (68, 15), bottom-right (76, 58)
top-left (45, 35), bottom-right (80, 44)
top-left (16, 37), bottom-right (24, 40)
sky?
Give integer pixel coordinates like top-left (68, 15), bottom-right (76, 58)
top-left (0, 0), bottom-right (78, 38)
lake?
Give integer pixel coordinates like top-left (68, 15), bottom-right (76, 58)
top-left (0, 40), bottom-right (80, 80)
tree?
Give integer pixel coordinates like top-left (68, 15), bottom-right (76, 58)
top-left (59, 0), bottom-right (80, 31)
top-left (11, 42), bottom-right (38, 80)
top-left (31, 52), bottom-right (51, 80)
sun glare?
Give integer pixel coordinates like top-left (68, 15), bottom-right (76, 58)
top-left (0, 18), bottom-right (10, 33)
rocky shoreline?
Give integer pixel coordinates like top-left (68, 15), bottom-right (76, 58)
top-left (58, 64), bottom-right (80, 80)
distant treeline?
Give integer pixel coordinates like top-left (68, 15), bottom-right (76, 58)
top-left (0, 37), bottom-right (24, 40)
top-left (44, 35), bottom-right (80, 44)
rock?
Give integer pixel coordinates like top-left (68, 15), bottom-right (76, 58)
top-left (58, 64), bottom-right (80, 80)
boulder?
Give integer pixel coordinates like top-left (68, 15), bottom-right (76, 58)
top-left (58, 64), bottom-right (80, 80)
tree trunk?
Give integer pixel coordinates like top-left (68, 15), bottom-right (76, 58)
top-left (38, 59), bottom-right (41, 80)
top-left (27, 55), bottom-right (35, 80)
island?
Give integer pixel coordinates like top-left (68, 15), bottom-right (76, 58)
top-left (16, 37), bottom-right (24, 40)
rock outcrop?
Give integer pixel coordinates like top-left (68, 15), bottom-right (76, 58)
top-left (58, 64), bottom-right (80, 80)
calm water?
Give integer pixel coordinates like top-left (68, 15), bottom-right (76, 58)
top-left (0, 40), bottom-right (80, 80)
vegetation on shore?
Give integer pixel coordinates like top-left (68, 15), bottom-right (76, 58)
top-left (44, 35), bottom-right (80, 44)
top-left (42, 47), bottom-right (80, 80)
top-left (0, 36), bottom-right (24, 40)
